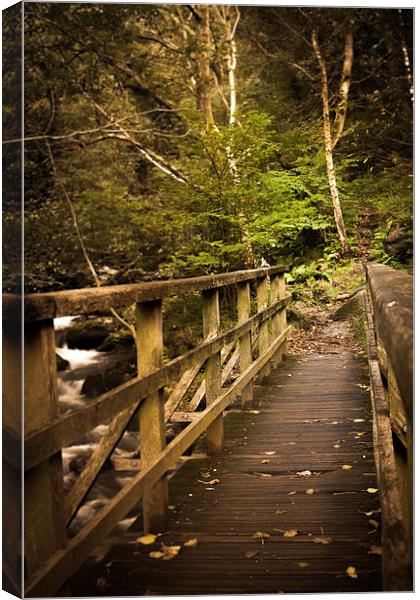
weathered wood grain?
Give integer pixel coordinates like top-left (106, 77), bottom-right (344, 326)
top-left (25, 327), bottom-right (289, 597)
top-left (5, 266), bottom-right (289, 322)
top-left (136, 300), bottom-right (168, 533)
top-left (23, 297), bottom-right (290, 471)
top-left (62, 353), bottom-right (383, 597)
top-left (364, 291), bottom-right (412, 590)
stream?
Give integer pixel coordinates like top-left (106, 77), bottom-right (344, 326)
top-left (55, 317), bottom-right (138, 537)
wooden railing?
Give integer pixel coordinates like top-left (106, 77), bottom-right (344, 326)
top-left (3, 265), bottom-right (290, 596)
top-left (364, 263), bottom-right (413, 591)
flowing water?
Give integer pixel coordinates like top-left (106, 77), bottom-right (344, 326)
top-left (55, 317), bottom-right (138, 538)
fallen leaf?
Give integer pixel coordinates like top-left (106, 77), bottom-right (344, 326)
top-left (368, 545), bottom-right (383, 556)
top-left (342, 465), bottom-right (352, 470)
top-left (261, 459), bottom-right (270, 464)
top-left (96, 577), bottom-right (109, 591)
top-left (288, 442), bottom-right (296, 445)
top-left (252, 531), bottom-right (270, 539)
top-left (367, 488), bottom-right (378, 494)
top-left (260, 451), bottom-right (276, 456)
top-left (368, 519), bottom-right (380, 531)
top-left (283, 529), bottom-right (299, 537)
top-left (184, 538), bottom-right (198, 548)
top-left (333, 443), bottom-right (341, 449)
top-left (353, 418), bottom-right (365, 423)
top-left (305, 488), bottom-right (315, 495)
top-left (276, 509), bottom-right (287, 515)
top-left (244, 550), bottom-right (258, 558)
top-left (247, 410), bottom-right (260, 414)
top-left (137, 534), bottom-right (157, 545)
top-left (296, 470), bottom-right (312, 477)
top-left (161, 544), bottom-right (181, 560)
top-left (288, 491), bottom-right (296, 495)
top-left (346, 566), bottom-right (358, 579)
top-left (208, 479), bottom-right (220, 485)
top-left (361, 509), bottom-right (381, 517)
top-left (313, 536), bottom-right (333, 545)
top-left (149, 551), bottom-right (164, 559)
top-left (299, 562), bottom-right (309, 568)
top-left (287, 374), bottom-right (293, 377)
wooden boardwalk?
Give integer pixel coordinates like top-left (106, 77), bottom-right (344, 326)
top-left (63, 353), bottom-right (382, 595)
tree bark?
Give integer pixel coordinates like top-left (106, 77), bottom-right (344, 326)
top-left (195, 6), bottom-right (215, 127)
top-left (216, 6), bottom-right (254, 268)
top-left (333, 31), bottom-right (353, 149)
top-left (312, 29), bottom-right (350, 256)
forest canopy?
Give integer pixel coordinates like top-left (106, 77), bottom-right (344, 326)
top-left (4, 4), bottom-right (413, 293)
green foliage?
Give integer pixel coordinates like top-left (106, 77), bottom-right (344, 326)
top-left (17, 4), bottom-right (412, 296)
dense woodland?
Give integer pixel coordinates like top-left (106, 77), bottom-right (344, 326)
top-left (4, 5), bottom-right (413, 299)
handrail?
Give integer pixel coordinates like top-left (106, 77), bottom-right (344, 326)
top-left (365, 263), bottom-right (413, 420)
top-left (4, 265), bottom-right (289, 321)
top-left (3, 265), bottom-right (291, 595)
top-left (364, 263), bottom-right (413, 591)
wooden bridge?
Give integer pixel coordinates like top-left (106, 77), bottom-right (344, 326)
top-left (3, 263), bottom-right (412, 596)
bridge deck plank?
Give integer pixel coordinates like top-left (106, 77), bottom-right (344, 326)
top-left (62, 354), bottom-right (382, 595)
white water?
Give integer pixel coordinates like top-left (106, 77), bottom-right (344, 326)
top-left (57, 344), bottom-right (101, 370)
top-left (56, 328), bottom-right (139, 538)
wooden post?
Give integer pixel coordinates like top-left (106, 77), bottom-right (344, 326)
top-left (257, 276), bottom-right (270, 378)
top-left (271, 274), bottom-right (287, 365)
top-left (237, 282), bottom-right (253, 408)
top-left (136, 300), bottom-right (168, 533)
top-left (202, 289), bottom-right (223, 454)
top-left (24, 320), bottom-right (67, 577)
top-left (3, 320), bottom-right (22, 593)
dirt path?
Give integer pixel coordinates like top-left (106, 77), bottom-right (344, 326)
top-left (287, 301), bottom-right (364, 357)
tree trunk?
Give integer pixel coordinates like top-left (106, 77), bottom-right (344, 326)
top-left (195, 6), bottom-right (215, 127)
top-left (312, 30), bottom-right (350, 256)
top-left (217, 6), bottom-right (254, 267)
top-left (333, 31), bottom-right (353, 149)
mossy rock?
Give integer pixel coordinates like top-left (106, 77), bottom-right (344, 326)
top-left (287, 307), bottom-right (311, 331)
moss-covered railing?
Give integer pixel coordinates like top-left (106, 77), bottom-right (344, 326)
top-left (364, 263), bottom-right (412, 591)
top-left (3, 266), bottom-right (290, 596)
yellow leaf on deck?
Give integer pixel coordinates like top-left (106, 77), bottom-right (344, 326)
top-left (161, 544), bottom-right (181, 560)
top-left (283, 529), bottom-right (298, 537)
top-left (149, 551), bottom-right (164, 559)
top-left (367, 488), bottom-right (378, 494)
top-left (244, 550), bottom-right (258, 558)
top-left (346, 566), bottom-right (358, 579)
top-left (305, 488), bottom-right (314, 495)
top-left (313, 536), bottom-right (333, 545)
top-left (184, 538), bottom-right (198, 548)
top-left (298, 562), bottom-right (309, 568)
top-left (252, 531), bottom-right (270, 539)
top-left (342, 465), bottom-right (352, 470)
top-left (261, 459), bottom-right (270, 464)
top-left (137, 534), bottom-right (157, 545)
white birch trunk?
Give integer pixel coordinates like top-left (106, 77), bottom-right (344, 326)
top-left (312, 30), bottom-right (350, 256)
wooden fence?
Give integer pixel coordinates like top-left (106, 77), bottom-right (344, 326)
top-left (3, 265), bottom-right (290, 596)
top-left (364, 263), bottom-right (412, 590)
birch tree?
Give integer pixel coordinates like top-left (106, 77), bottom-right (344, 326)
top-left (311, 28), bottom-right (353, 255)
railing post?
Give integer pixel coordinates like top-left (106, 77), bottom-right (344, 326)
top-left (202, 289), bottom-right (223, 454)
top-left (136, 300), bottom-right (168, 533)
top-left (24, 320), bottom-right (67, 577)
top-left (236, 281), bottom-right (253, 408)
top-left (270, 273), bottom-right (287, 365)
top-left (3, 320), bottom-right (22, 592)
top-left (257, 276), bottom-right (270, 378)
